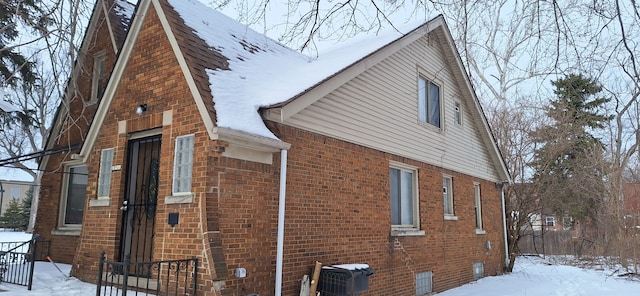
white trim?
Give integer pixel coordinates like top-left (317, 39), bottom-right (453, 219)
top-left (127, 127), bottom-right (162, 140)
top-left (100, 0), bottom-right (120, 53)
top-left (165, 194), bottom-right (194, 204)
top-left (89, 50), bottom-right (106, 104)
top-left (38, 0), bottom-right (119, 174)
top-left (437, 20), bottom-right (510, 183)
top-left (391, 229), bottom-right (425, 237)
top-left (79, 0), bottom-right (153, 162)
top-left (58, 162), bottom-right (88, 228)
top-left (153, 0), bottom-right (217, 139)
top-left (454, 101), bottom-right (462, 126)
top-left (51, 229), bottom-right (81, 236)
top-left (389, 161), bottom-right (420, 230)
top-left (443, 175), bottom-right (454, 216)
top-left (89, 198), bottom-right (110, 207)
top-left (474, 182), bottom-right (483, 232)
top-left (97, 148), bottom-right (114, 198)
top-left (417, 73), bottom-right (443, 129)
top-left (172, 134), bottom-right (194, 195)
top-left (213, 127), bottom-right (291, 152)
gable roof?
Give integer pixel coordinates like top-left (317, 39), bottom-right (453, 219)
top-left (79, 0), bottom-right (509, 182)
top-left (38, 0), bottom-right (135, 170)
top-left (167, 0), bottom-right (431, 140)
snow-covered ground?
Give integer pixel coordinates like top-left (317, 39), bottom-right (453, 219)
top-left (0, 231), bottom-right (639, 295)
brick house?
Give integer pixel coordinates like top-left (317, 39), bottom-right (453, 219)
top-left (34, 0), bottom-right (510, 295)
top-left (623, 183), bottom-right (640, 228)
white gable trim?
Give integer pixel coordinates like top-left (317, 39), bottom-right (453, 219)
top-left (436, 19), bottom-right (510, 183)
top-left (78, 0), bottom-right (153, 162)
top-left (152, 0), bottom-right (217, 139)
top-left (39, 0), bottom-right (119, 172)
top-left (100, 0), bottom-right (119, 53)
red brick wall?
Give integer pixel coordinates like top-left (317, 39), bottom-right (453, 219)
top-left (69, 6), bottom-right (222, 294)
top-left (214, 124), bottom-right (505, 295)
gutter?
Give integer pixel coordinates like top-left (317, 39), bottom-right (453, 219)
top-left (500, 183), bottom-right (509, 268)
top-left (275, 149), bottom-right (288, 296)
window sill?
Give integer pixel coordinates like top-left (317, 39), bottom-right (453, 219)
top-left (165, 193), bottom-right (194, 204)
top-left (52, 228), bottom-right (81, 236)
top-left (475, 229), bottom-right (486, 235)
top-left (391, 228), bottom-right (425, 237)
top-left (89, 197), bottom-right (110, 207)
top-left (444, 215), bottom-right (458, 221)
top-left (417, 121), bottom-right (443, 133)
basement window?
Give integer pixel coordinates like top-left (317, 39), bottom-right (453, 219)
top-left (416, 271), bottom-right (433, 295)
top-left (473, 262), bottom-right (484, 280)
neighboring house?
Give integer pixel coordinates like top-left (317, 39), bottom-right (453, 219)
top-left (0, 180), bottom-right (33, 216)
top-left (34, 0), bottom-right (510, 295)
top-left (623, 183), bottom-right (640, 229)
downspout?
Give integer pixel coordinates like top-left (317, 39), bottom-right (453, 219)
top-left (500, 183), bottom-right (509, 269)
top-left (275, 149), bottom-right (288, 296)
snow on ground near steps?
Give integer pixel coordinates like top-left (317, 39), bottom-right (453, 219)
top-left (438, 255), bottom-right (640, 296)
top-left (0, 231), bottom-right (96, 295)
top-left (1, 231), bottom-right (640, 295)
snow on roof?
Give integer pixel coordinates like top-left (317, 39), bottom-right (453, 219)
top-left (114, 0), bottom-right (136, 26)
top-left (168, 0), bottom-right (429, 140)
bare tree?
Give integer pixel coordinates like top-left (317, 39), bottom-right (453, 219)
top-left (488, 99), bottom-right (544, 271)
top-left (0, 0), bottom-right (92, 177)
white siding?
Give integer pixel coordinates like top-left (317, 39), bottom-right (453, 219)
top-left (282, 31), bottom-right (501, 182)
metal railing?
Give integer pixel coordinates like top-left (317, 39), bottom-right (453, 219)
top-left (97, 251), bottom-right (198, 296)
top-left (0, 234), bottom-right (48, 290)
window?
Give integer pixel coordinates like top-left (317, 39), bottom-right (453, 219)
top-left (10, 188), bottom-right (20, 199)
top-left (562, 216), bottom-right (573, 230)
top-left (454, 101), bottom-right (462, 125)
top-left (546, 216), bottom-right (555, 227)
top-left (97, 148), bottom-right (114, 198)
top-left (91, 51), bottom-right (106, 102)
top-left (473, 262), bottom-right (484, 280)
top-left (389, 162), bottom-right (419, 229)
top-left (173, 134), bottom-right (194, 194)
top-left (61, 165), bottom-right (88, 226)
top-left (474, 183), bottom-right (483, 231)
top-left (418, 77), bottom-right (441, 128)
top-left (415, 271), bottom-right (433, 295)
top-left (443, 176), bottom-right (454, 216)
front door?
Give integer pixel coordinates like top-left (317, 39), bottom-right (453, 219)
top-left (120, 135), bottom-right (161, 276)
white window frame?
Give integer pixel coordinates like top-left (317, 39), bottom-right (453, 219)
top-left (418, 76), bottom-right (442, 128)
top-left (474, 183), bottom-right (484, 234)
top-left (90, 51), bottom-right (106, 103)
top-left (562, 216), bottom-right (572, 230)
top-left (454, 101), bottom-right (462, 125)
top-left (97, 148), bottom-right (114, 198)
top-left (443, 175), bottom-right (456, 218)
top-left (473, 262), bottom-right (484, 279)
top-left (58, 163), bottom-right (88, 229)
top-left (172, 134), bottom-right (194, 195)
top-left (546, 216), bottom-right (556, 227)
top-left (389, 161), bottom-right (422, 235)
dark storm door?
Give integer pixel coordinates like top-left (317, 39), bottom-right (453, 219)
top-left (120, 135), bottom-right (161, 276)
